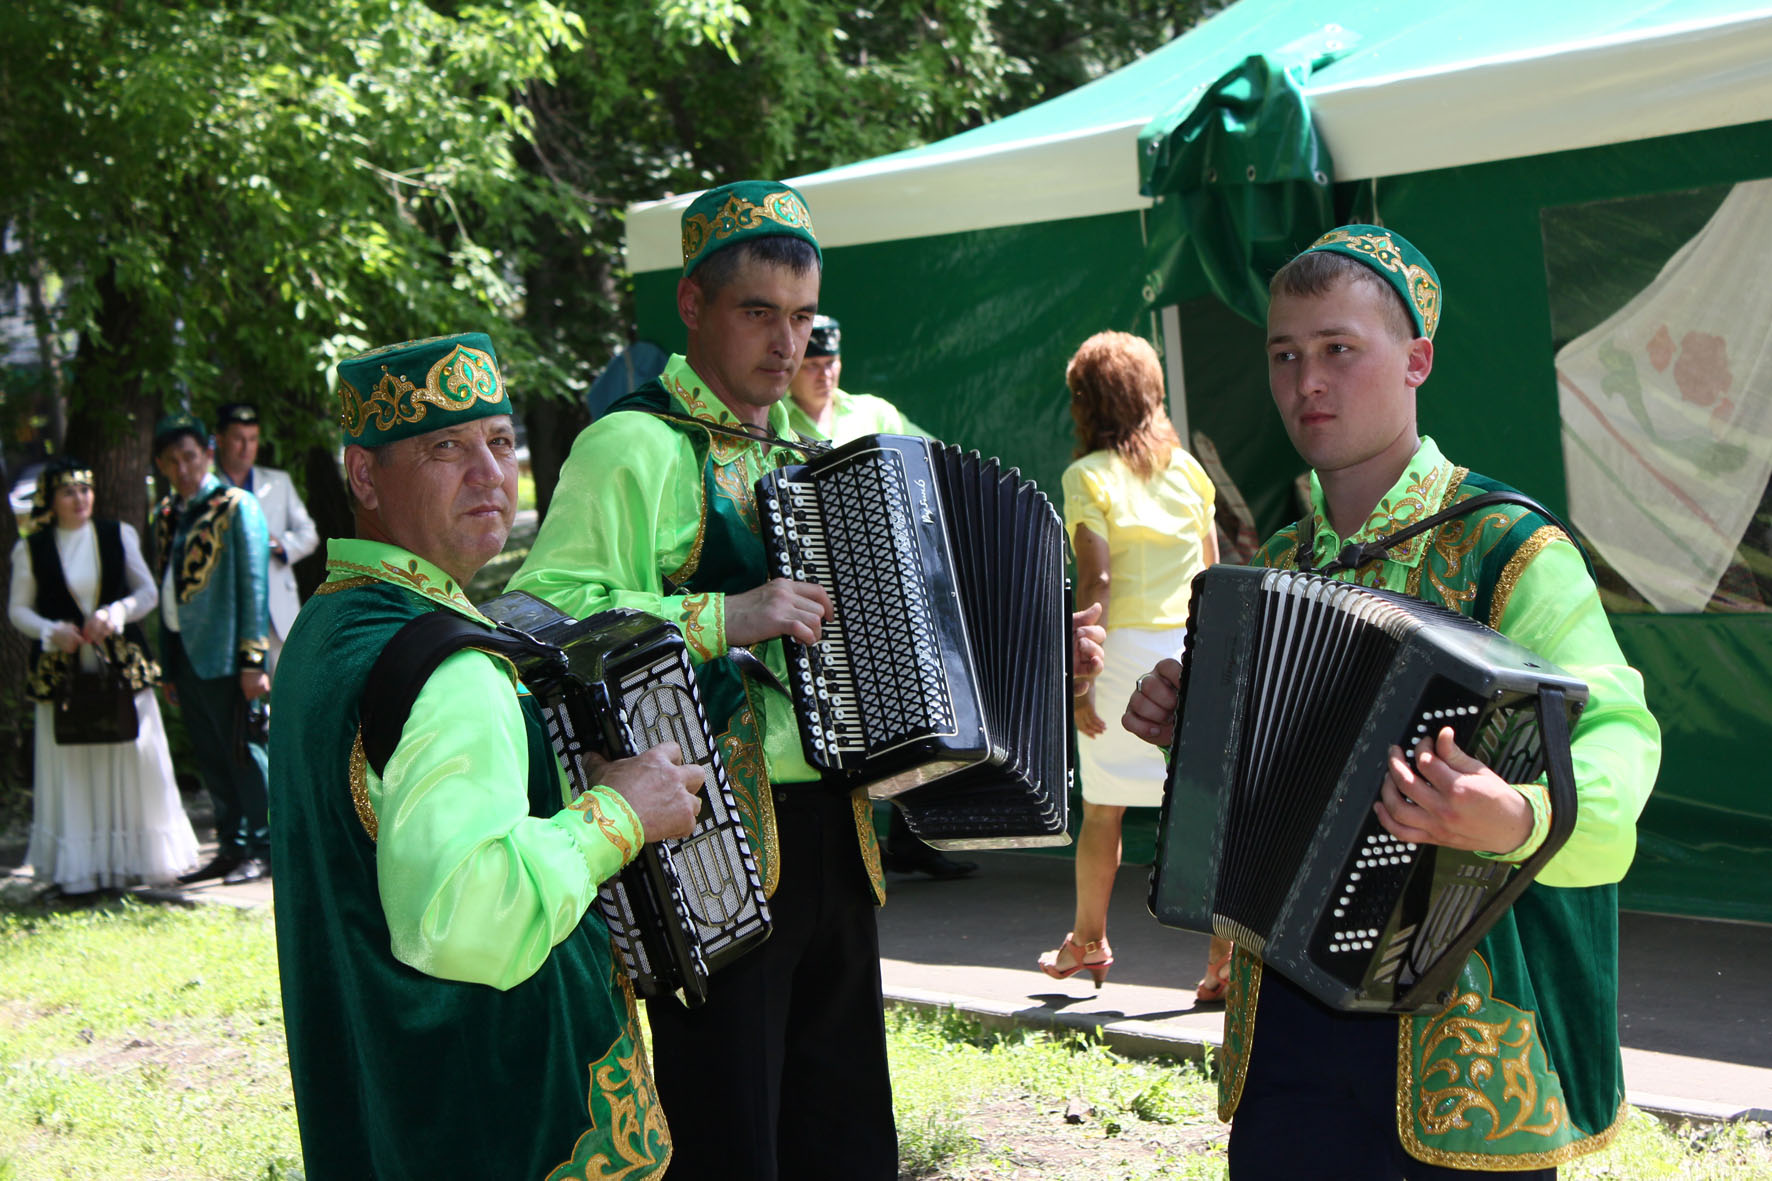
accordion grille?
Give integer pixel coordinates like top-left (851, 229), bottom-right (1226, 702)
top-left (615, 650), bottom-right (768, 958)
top-left (818, 451), bottom-right (957, 748)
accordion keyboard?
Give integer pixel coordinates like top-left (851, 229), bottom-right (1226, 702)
top-left (765, 479), bottom-right (865, 765)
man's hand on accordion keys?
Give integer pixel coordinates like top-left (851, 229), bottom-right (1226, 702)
top-left (726, 578), bottom-right (834, 647)
top-left (1121, 658), bottom-right (1183, 749)
top-left (580, 743), bottom-right (705, 844)
top-left (1377, 727), bottom-right (1535, 857)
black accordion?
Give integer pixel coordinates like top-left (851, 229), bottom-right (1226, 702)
top-left (479, 593), bottom-right (770, 1007)
top-left (755, 433), bottom-right (1073, 850)
top-left (1149, 565), bottom-right (1585, 1013)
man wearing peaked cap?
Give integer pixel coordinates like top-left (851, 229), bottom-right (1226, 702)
top-left (151, 410), bottom-right (274, 886)
top-left (269, 331), bottom-right (702, 1179)
top-left (509, 181), bottom-right (905, 1177)
top-left (1124, 226), bottom-right (1660, 1177)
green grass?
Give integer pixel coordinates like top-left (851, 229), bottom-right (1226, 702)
top-left (0, 893), bottom-right (1766, 1180)
top-left (0, 894), bottom-right (301, 1180)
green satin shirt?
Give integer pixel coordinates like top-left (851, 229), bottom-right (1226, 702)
top-left (322, 538), bottom-right (645, 990)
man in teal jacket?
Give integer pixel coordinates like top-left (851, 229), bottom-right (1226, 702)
top-left (151, 412), bottom-right (273, 885)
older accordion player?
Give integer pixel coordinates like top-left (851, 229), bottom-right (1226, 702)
top-left (756, 432), bottom-right (1074, 850)
top-left (1149, 564), bottom-right (1586, 1014)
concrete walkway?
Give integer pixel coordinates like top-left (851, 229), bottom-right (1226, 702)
top-left (11, 845), bottom-right (1767, 1125)
top-left (874, 851), bottom-right (1772, 1125)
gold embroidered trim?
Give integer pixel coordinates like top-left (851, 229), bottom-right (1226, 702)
top-left (349, 729), bottom-right (378, 842)
top-left (326, 556), bottom-right (485, 618)
top-left (313, 575), bottom-right (377, 596)
top-left (680, 190), bottom-right (814, 266)
top-left (1489, 526), bottom-right (1565, 631)
top-left (1218, 951), bottom-right (1262, 1120)
top-left (1394, 950), bottom-right (1622, 1168)
top-left (549, 970), bottom-right (673, 1179)
top-left (174, 487), bottom-right (243, 602)
top-left (567, 788), bottom-right (637, 863)
top-left (736, 683), bottom-right (781, 898)
top-left (338, 343), bottom-right (503, 438)
top-left (852, 789), bottom-right (886, 905)
top-left (1310, 228), bottom-right (1441, 338)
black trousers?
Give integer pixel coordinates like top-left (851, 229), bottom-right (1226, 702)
top-left (647, 788), bottom-right (897, 1180)
top-left (1228, 970), bottom-right (1556, 1181)
top-left (167, 635), bottom-right (270, 858)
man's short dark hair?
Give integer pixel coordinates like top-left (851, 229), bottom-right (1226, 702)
top-left (688, 235), bottom-right (821, 300)
top-left (153, 426), bottom-right (207, 458)
top-left (1269, 250), bottom-right (1415, 342)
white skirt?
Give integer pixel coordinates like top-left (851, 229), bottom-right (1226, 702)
top-left (24, 690), bottom-right (200, 892)
top-left (1077, 624), bottom-right (1187, 807)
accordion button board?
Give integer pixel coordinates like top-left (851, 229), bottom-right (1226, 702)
top-left (478, 593), bottom-right (771, 1007)
top-left (756, 433), bottom-right (1075, 850)
top-left (1149, 564), bottom-right (1586, 1013)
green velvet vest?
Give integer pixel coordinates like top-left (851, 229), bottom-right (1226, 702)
top-left (1220, 469), bottom-right (1626, 1170)
top-left (607, 381), bottom-right (886, 903)
top-left (268, 577), bottom-right (668, 1180)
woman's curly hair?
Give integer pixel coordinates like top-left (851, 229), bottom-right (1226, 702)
top-left (1066, 331), bottom-right (1179, 480)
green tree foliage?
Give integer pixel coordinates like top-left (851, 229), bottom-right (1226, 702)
top-left (0, 0), bottom-right (1221, 796)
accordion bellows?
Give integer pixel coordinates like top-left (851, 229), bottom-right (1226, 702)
top-left (756, 434), bottom-right (1074, 850)
top-left (479, 594), bottom-right (769, 1007)
top-left (1150, 565), bottom-right (1586, 1013)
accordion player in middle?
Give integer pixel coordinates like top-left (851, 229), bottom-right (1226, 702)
top-left (755, 432), bottom-right (1076, 851)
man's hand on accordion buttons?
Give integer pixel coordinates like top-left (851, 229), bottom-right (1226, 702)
top-left (1122, 658), bottom-right (1183, 749)
top-left (726, 579), bottom-right (834, 646)
top-left (1071, 603), bottom-right (1106, 693)
top-left (1377, 727), bottom-right (1534, 856)
top-left (584, 743), bottom-right (704, 843)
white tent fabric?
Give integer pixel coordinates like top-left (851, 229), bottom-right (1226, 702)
top-left (1558, 178), bottom-right (1772, 613)
top-left (626, 6), bottom-right (1772, 274)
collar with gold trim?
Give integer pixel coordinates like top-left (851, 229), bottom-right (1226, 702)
top-left (660, 353), bottom-right (799, 467)
top-left (1305, 436), bottom-right (1454, 572)
top-left (322, 538), bottom-right (487, 621)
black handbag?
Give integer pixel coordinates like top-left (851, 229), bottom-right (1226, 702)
top-left (53, 653), bottom-right (141, 746)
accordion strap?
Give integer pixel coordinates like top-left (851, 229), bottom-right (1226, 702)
top-left (359, 610), bottom-right (567, 779)
top-left (1304, 490), bottom-right (1594, 580)
top-left (642, 410), bottom-right (831, 458)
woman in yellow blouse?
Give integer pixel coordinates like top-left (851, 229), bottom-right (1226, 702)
top-left (1039, 331), bottom-right (1225, 993)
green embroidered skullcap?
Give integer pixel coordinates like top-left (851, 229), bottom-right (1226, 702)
top-left (681, 180), bottom-right (820, 276)
top-left (335, 332), bottom-right (508, 448)
top-left (153, 412), bottom-right (208, 455)
top-left (1301, 224), bottom-right (1442, 340)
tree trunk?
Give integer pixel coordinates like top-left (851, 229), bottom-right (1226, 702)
top-left (297, 443), bottom-right (352, 599)
top-left (524, 394), bottom-right (590, 522)
top-left (0, 457), bottom-right (34, 814)
top-left (62, 263), bottom-right (166, 536)
top-left (24, 247), bottom-right (67, 452)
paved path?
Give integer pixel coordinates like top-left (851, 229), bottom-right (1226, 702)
top-left (11, 844), bottom-right (1768, 1123)
top-left (875, 851), bottom-right (1772, 1124)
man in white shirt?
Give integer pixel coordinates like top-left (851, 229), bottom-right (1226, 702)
top-left (214, 403), bottom-right (320, 676)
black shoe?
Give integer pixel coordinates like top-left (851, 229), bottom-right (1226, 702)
top-left (882, 844), bottom-right (979, 880)
top-left (178, 854), bottom-right (245, 885)
top-left (222, 857), bottom-right (271, 885)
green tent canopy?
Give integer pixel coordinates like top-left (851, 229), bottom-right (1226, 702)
top-left (626, 0), bottom-right (1772, 923)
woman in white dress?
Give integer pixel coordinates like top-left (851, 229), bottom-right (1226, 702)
top-left (1038, 332), bottom-right (1229, 995)
top-left (8, 458), bottom-right (198, 895)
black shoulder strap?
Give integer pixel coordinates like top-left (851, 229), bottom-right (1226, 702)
top-left (1302, 490), bottom-right (1594, 581)
top-left (358, 610), bottom-right (567, 778)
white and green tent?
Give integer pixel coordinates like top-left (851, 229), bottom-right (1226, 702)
top-left (625, 0), bottom-right (1772, 922)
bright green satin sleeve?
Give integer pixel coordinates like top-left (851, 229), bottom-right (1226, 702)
top-left (369, 649), bottom-right (643, 991)
top-left (508, 413), bottom-right (728, 663)
top-left (1492, 539), bottom-right (1661, 886)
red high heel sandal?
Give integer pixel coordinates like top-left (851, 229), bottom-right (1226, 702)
top-left (1037, 932), bottom-right (1114, 988)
